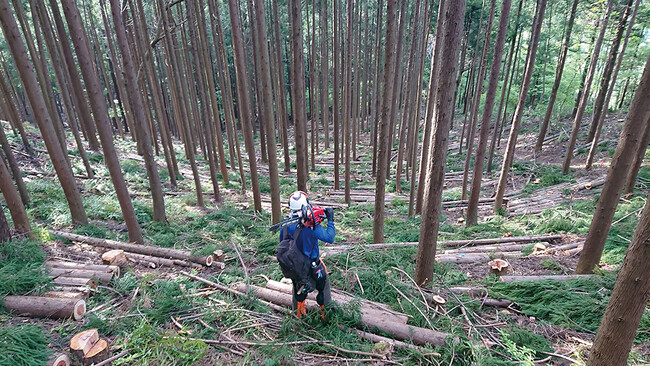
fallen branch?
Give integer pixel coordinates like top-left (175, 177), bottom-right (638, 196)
top-left (500, 275), bottom-right (595, 283)
top-left (124, 252), bottom-right (208, 269)
top-left (51, 231), bottom-right (213, 266)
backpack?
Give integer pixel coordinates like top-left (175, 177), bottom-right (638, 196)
top-left (277, 226), bottom-right (316, 292)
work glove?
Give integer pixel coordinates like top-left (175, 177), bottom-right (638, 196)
top-left (325, 208), bottom-right (334, 222)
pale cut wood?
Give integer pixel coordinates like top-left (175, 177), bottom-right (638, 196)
top-left (265, 280), bottom-right (409, 324)
top-left (48, 268), bottom-right (114, 284)
top-left (82, 338), bottom-right (108, 365)
top-left (70, 329), bottom-right (99, 357)
top-left (52, 277), bottom-right (97, 288)
top-left (437, 252), bottom-right (521, 264)
top-left (124, 252), bottom-right (213, 269)
top-left (45, 260), bottom-right (120, 277)
top-left (101, 250), bottom-right (128, 267)
top-left (500, 275), bottom-right (595, 283)
top-left (43, 291), bottom-right (88, 300)
top-left (442, 242), bottom-right (547, 254)
top-left (55, 286), bottom-right (91, 295)
top-left (238, 283), bottom-right (452, 346)
top-left (50, 231), bottom-right (213, 266)
top-left (47, 353), bottom-right (71, 366)
top-left (489, 259), bottom-right (510, 276)
top-left (3, 296), bottom-right (85, 320)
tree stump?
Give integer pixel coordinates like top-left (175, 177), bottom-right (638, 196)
top-left (70, 329), bottom-right (99, 359)
top-left (488, 259), bottom-right (510, 276)
top-left (102, 249), bottom-right (128, 267)
top-left (82, 339), bottom-right (109, 365)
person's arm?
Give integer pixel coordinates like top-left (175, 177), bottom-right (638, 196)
top-left (313, 221), bottom-right (335, 244)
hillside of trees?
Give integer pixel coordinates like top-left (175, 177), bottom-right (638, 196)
top-left (0, 0), bottom-right (649, 364)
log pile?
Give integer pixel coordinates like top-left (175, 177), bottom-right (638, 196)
top-left (70, 329), bottom-right (110, 365)
top-left (50, 230), bottom-right (221, 268)
top-left (45, 260), bottom-right (120, 298)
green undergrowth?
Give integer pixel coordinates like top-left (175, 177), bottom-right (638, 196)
top-left (488, 275), bottom-right (650, 343)
top-left (0, 324), bottom-right (50, 366)
top-left (0, 239), bottom-right (49, 297)
top-left (519, 164), bottom-right (576, 196)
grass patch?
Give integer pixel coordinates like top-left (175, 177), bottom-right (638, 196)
top-left (0, 239), bottom-right (49, 296)
top-left (0, 324), bottom-right (50, 366)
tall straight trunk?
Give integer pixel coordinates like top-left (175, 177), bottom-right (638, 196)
top-left (415, 0), bottom-right (447, 214)
top-left (227, 0), bottom-right (263, 212)
top-left (587, 0), bottom-right (634, 144)
top-left (0, 0), bottom-right (88, 225)
top-left (461, 0), bottom-right (496, 201)
top-left (47, 0), bottom-right (99, 150)
top-left (0, 147), bottom-right (31, 236)
top-left (0, 68), bottom-right (31, 153)
top-left (624, 120), bottom-right (650, 194)
top-left (576, 54), bottom-right (650, 274)
top-left (309, 0), bottom-right (318, 165)
top-left (494, 0), bottom-right (548, 212)
top-left (61, 0), bottom-right (146, 242)
top-left (572, 24), bottom-right (599, 120)
top-left (288, 0), bottom-right (309, 191)
top-left (588, 190), bottom-right (650, 365)
top-left (332, 0), bottom-right (341, 188)
top-left (466, 0), bottom-right (511, 226)
top-left (535, 0), bottom-right (578, 152)
top-left (0, 100), bottom-right (29, 206)
top-left (343, 0), bottom-right (353, 204)
top-left (252, 0), bottom-right (281, 223)
top-left (586, 0), bottom-right (640, 170)
top-left (414, 0), bottom-right (466, 285)
top-left (270, 0), bottom-right (291, 173)
top-left (320, 0), bottom-right (330, 150)
top-left (107, 0), bottom-right (166, 223)
top-left (370, 0), bottom-right (383, 177)
top-left (562, 0), bottom-right (614, 174)
top-left (372, 0), bottom-right (399, 244)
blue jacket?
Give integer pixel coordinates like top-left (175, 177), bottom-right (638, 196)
top-left (280, 220), bottom-right (335, 260)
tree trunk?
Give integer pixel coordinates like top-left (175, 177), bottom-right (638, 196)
top-left (624, 119), bottom-right (650, 194)
top-left (270, 0), bottom-right (291, 173)
top-left (320, 0), bottom-right (330, 150)
top-left (586, 0), bottom-right (635, 144)
top-left (493, 0), bottom-right (548, 212)
top-left (585, 0), bottom-right (639, 170)
top-left (370, 0), bottom-right (383, 178)
top-left (0, 153), bottom-right (31, 236)
top-left (252, 0), bottom-right (281, 223)
top-left (562, 0), bottom-right (614, 174)
top-left (372, 0), bottom-right (399, 243)
top-left (466, 0), bottom-right (511, 227)
top-left (288, 0), bottom-right (309, 191)
top-left (227, 0), bottom-right (262, 212)
top-left (588, 192), bottom-right (650, 366)
top-left (332, 0), bottom-right (341, 188)
top-left (0, 205), bottom-right (11, 242)
top-left (575, 54), bottom-right (650, 274)
top-left (535, 0), bottom-right (579, 152)
top-left (414, 0), bottom-right (466, 285)
top-left (0, 90), bottom-right (30, 205)
top-left (0, 0), bottom-right (88, 226)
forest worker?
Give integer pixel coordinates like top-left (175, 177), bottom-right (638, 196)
top-left (279, 191), bottom-right (335, 319)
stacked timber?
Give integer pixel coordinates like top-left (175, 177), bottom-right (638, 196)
top-left (50, 231), bottom-right (220, 268)
top-left (45, 260), bottom-right (119, 298)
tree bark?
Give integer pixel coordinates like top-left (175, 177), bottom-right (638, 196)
top-left (0, 154), bottom-right (31, 236)
top-left (535, 0), bottom-right (579, 152)
top-left (624, 119), bottom-right (650, 194)
top-left (588, 192), bottom-right (650, 366)
top-left (332, 0), bottom-right (341, 188)
top-left (227, 0), bottom-right (262, 212)
top-left (575, 54), bottom-right (650, 274)
top-left (320, 0), bottom-right (329, 150)
top-left (466, 0), bottom-right (511, 226)
top-left (562, 0), bottom-right (614, 174)
top-left (251, 0), bottom-right (281, 223)
top-left (414, 0), bottom-right (466, 285)
top-left (372, 0), bottom-right (399, 243)
top-left (0, 0), bottom-right (88, 225)
top-left (288, 0), bottom-right (309, 191)
top-left (270, 0), bottom-right (291, 173)
top-left (2, 296), bottom-right (85, 320)
top-left (493, 0), bottom-right (548, 212)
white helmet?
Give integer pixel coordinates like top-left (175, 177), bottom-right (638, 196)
top-left (289, 191), bottom-right (309, 215)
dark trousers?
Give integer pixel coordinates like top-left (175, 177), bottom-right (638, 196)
top-left (291, 270), bottom-right (331, 309)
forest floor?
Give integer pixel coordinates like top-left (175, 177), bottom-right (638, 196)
top-left (1, 112), bottom-right (649, 366)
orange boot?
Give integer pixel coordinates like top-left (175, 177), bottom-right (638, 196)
top-left (296, 300), bottom-right (307, 318)
top-left (320, 305), bottom-right (326, 321)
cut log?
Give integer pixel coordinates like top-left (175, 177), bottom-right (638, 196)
top-left (101, 250), bottom-right (128, 267)
top-left (436, 252), bottom-right (521, 264)
top-left (441, 242), bottom-right (543, 254)
top-left (238, 283), bottom-right (452, 346)
top-left (82, 338), bottom-right (109, 365)
top-left (323, 234), bottom-right (563, 255)
top-left (45, 261), bottom-right (120, 277)
top-left (342, 326), bottom-right (433, 353)
top-left (43, 291), bottom-right (88, 300)
top-left (535, 241), bottom-right (584, 255)
top-left (265, 280), bottom-right (409, 324)
top-left (123, 252), bottom-right (214, 269)
top-left (52, 277), bottom-right (98, 288)
top-left (2, 296), bottom-right (85, 320)
top-left (500, 275), bottom-right (595, 283)
top-left (213, 250), bottom-right (225, 262)
top-left (488, 259), bottom-right (510, 276)
top-left (47, 354), bottom-right (71, 366)
top-left (55, 286), bottom-right (91, 295)
top-left (50, 231), bottom-right (214, 266)
top-left (48, 268), bottom-right (114, 284)
top-left (70, 329), bottom-right (99, 358)
top-left (449, 287), bottom-right (488, 297)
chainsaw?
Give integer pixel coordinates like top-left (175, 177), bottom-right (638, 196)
top-left (269, 205), bottom-right (326, 232)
